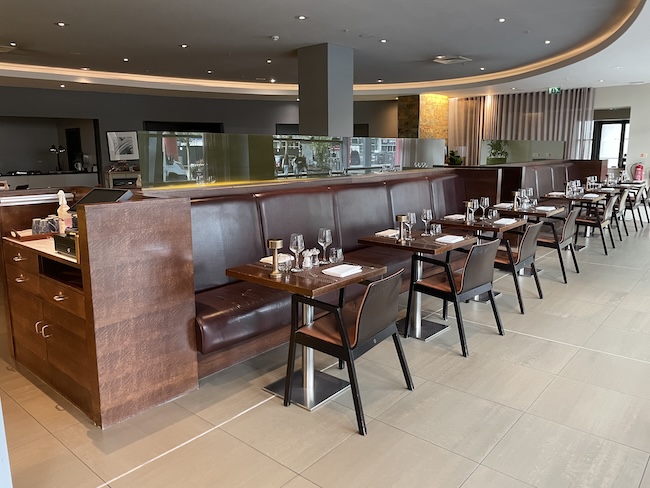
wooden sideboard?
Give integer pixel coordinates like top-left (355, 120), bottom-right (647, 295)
top-left (1, 197), bottom-right (197, 427)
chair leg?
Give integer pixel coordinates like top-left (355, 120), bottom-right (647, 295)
top-left (638, 208), bottom-right (644, 227)
top-left (442, 300), bottom-right (448, 320)
top-left (392, 333), bottom-right (414, 390)
top-left (608, 224), bottom-right (616, 249)
top-left (556, 245), bottom-right (568, 284)
top-left (599, 224), bottom-right (608, 255)
top-left (403, 283), bottom-right (415, 339)
top-left (344, 353), bottom-right (367, 435)
top-left (283, 336), bottom-right (298, 407)
top-left (511, 266), bottom-right (524, 314)
top-left (488, 289), bottom-right (505, 336)
top-left (616, 217), bottom-right (623, 241)
top-left (452, 299), bottom-right (469, 357)
top-left (338, 359), bottom-right (344, 369)
top-left (569, 244), bottom-right (580, 274)
top-left (622, 216), bottom-right (629, 236)
top-left (531, 262), bottom-right (543, 299)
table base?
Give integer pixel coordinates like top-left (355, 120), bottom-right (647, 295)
top-left (264, 370), bottom-right (350, 411)
top-left (472, 291), bottom-right (502, 303)
top-left (519, 267), bottom-right (543, 277)
top-left (397, 317), bottom-right (449, 342)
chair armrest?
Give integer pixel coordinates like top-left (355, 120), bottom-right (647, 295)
top-left (292, 294), bottom-right (341, 315)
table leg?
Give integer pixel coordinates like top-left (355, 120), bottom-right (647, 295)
top-left (264, 303), bottom-right (350, 410)
top-left (397, 252), bottom-right (449, 341)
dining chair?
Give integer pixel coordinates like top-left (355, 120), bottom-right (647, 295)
top-left (494, 221), bottom-right (544, 314)
top-left (575, 194), bottom-right (618, 255)
top-left (283, 269), bottom-right (413, 436)
top-left (626, 187), bottom-right (645, 231)
top-left (537, 208), bottom-right (580, 284)
top-left (404, 239), bottom-right (503, 358)
top-left (614, 188), bottom-right (630, 241)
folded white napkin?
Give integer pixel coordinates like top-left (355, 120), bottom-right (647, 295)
top-left (583, 193), bottom-right (599, 198)
top-left (494, 218), bottom-right (518, 225)
top-left (375, 229), bottom-right (399, 237)
top-left (435, 235), bottom-right (464, 244)
top-left (493, 203), bottom-right (513, 209)
top-left (322, 264), bottom-right (362, 277)
top-left (260, 253), bottom-right (293, 265)
top-left (599, 188), bottom-right (615, 192)
top-left (444, 214), bottom-right (465, 220)
top-left (547, 191), bottom-right (565, 197)
top-left (534, 206), bottom-right (556, 211)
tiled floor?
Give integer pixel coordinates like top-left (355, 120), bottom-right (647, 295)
top-left (3, 219), bottom-right (650, 487)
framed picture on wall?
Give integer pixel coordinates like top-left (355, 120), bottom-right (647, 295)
top-left (106, 131), bottom-right (139, 161)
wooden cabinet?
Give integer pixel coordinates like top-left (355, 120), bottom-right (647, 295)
top-left (1, 197), bottom-right (198, 427)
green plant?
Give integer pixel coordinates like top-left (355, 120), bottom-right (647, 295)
top-left (487, 140), bottom-right (509, 159)
top-left (448, 150), bottom-right (463, 165)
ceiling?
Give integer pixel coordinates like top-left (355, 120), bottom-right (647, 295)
top-left (0, 0), bottom-right (647, 99)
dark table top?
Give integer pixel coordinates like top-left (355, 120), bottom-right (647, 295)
top-left (225, 261), bottom-right (387, 298)
top-left (492, 204), bottom-right (566, 219)
top-left (358, 232), bottom-right (477, 254)
top-left (543, 192), bottom-right (606, 203)
top-left (431, 217), bottom-right (527, 234)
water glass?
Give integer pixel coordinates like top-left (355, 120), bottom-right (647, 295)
top-left (421, 209), bottom-right (433, 236)
top-left (289, 233), bottom-right (304, 272)
top-left (328, 247), bottom-right (344, 263)
top-left (317, 228), bottom-right (332, 264)
top-left (431, 223), bottom-right (442, 235)
top-left (479, 196), bottom-right (490, 220)
top-left (405, 212), bottom-right (417, 240)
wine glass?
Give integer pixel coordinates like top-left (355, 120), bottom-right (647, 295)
top-left (289, 233), bottom-right (304, 272)
top-left (479, 196), bottom-right (490, 220)
top-left (317, 228), bottom-right (332, 264)
top-left (421, 209), bottom-right (433, 236)
top-left (470, 198), bottom-right (479, 221)
top-left (405, 212), bottom-right (417, 240)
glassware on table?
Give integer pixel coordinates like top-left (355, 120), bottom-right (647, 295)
top-left (289, 233), bottom-right (305, 272)
top-left (421, 208), bottom-right (433, 236)
top-left (328, 247), bottom-right (344, 263)
top-left (470, 199), bottom-right (479, 221)
top-left (405, 212), bottom-right (417, 240)
top-left (431, 223), bottom-right (442, 235)
top-left (317, 228), bottom-right (333, 265)
top-left (479, 196), bottom-right (490, 220)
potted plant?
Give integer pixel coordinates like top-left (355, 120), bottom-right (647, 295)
top-left (447, 150), bottom-right (463, 166)
top-left (486, 140), bottom-right (509, 165)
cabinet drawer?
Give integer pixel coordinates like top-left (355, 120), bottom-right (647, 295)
top-left (39, 277), bottom-right (86, 319)
top-left (6, 263), bottom-right (40, 296)
top-left (3, 242), bottom-right (39, 275)
top-left (42, 301), bottom-right (87, 340)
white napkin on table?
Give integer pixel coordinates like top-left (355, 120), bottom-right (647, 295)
top-left (322, 264), bottom-right (362, 277)
top-left (435, 235), bottom-right (465, 244)
top-left (493, 218), bottom-right (518, 225)
top-left (260, 253), bottom-right (293, 264)
top-left (375, 229), bottom-right (399, 237)
top-left (583, 193), bottom-right (599, 198)
top-left (547, 191), bottom-right (565, 197)
top-left (444, 214), bottom-right (465, 220)
top-left (534, 206), bottom-right (556, 211)
top-left (493, 203), bottom-right (513, 209)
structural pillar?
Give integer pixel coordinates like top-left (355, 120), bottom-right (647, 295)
top-left (398, 94), bottom-right (449, 139)
top-left (298, 43), bottom-right (354, 137)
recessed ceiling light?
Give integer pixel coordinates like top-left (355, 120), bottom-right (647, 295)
top-left (270, 78), bottom-right (276, 83)
top-left (179, 44), bottom-right (188, 48)
top-left (599, 79), bottom-right (605, 83)
top-left (379, 39), bottom-right (387, 43)
top-left (612, 66), bottom-right (622, 69)
top-left (123, 58), bottom-right (129, 62)
top-left (80, 67), bottom-right (90, 70)
top-left (9, 42), bottom-right (16, 47)
top-left (512, 87), bottom-right (517, 90)
top-left (377, 79), bottom-right (383, 83)
top-left (498, 18), bottom-right (506, 23)
top-left (59, 84), bottom-right (65, 88)
top-left (296, 98), bottom-right (300, 101)
top-left (270, 35), bottom-right (280, 41)
top-left (56, 22), bottom-right (68, 27)
top-left (207, 70), bottom-right (212, 74)
top-left (266, 59), bottom-right (272, 64)
top-left (544, 40), bottom-right (551, 44)
top-left (480, 67), bottom-right (485, 71)
top-left (295, 15), bottom-right (308, 20)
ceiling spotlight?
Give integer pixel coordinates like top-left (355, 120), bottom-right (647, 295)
top-left (56, 22), bottom-right (68, 27)
top-left (270, 35), bottom-right (280, 41)
top-left (180, 44), bottom-right (188, 48)
top-left (266, 59), bottom-right (272, 64)
top-left (270, 78), bottom-right (276, 83)
top-left (296, 98), bottom-right (300, 101)
top-left (123, 58), bottom-right (129, 62)
top-left (377, 79), bottom-right (383, 83)
top-left (59, 84), bottom-right (65, 88)
top-left (9, 42), bottom-right (17, 47)
top-left (80, 67), bottom-right (90, 70)
top-left (599, 79), bottom-right (605, 83)
top-left (207, 70), bottom-right (212, 74)
top-left (480, 67), bottom-right (485, 71)
top-left (498, 18), bottom-right (506, 23)
top-left (544, 40), bottom-right (551, 44)
top-left (512, 87), bottom-right (516, 90)
top-left (379, 39), bottom-right (387, 43)
top-left (295, 15), bottom-right (308, 20)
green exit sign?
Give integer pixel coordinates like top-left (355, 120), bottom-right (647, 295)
top-left (548, 86), bottom-right (562, 95)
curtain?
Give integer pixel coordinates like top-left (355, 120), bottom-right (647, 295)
top-left (448, 88), bottom-right (594, 163)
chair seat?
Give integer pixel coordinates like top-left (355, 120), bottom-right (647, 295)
top-left (297, 307), bottom-right (358, 347)
top-left (417, 270), bottom-right (463, 294)
top-left (536, 232), bottom-right (558, 244)
top-left (494, 248), bottom-right (518, 265)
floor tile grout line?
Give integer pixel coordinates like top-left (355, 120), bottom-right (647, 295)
top-left (92, 395), bottom-right (276, 488)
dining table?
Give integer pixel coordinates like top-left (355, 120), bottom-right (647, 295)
top-left (226, 259), bottom-right (386, 410)
top-left (358, 231), bottom-right (477, 341)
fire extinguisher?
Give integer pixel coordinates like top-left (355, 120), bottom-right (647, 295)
top-left (634, 163), bottom-right (645, 181)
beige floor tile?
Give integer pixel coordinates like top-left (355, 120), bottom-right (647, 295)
top-left (505, 309), bottom-right (600, 346)
top-left (461, 465), bottom-right (534, 488)
top-left (0, 393), bottom-right (49, 450)
top-left (472, 331), bottom-right (579, 374)
top-left (281, 476), bottom-right (321, 488)
top-left (640, 468), bottom-right (650, 488)
top-left (221, 395), bottom-right (359, 472)
top-left (618, 293), bottom-right (650, 313)
top-left (432, 352), bottom-right (554, 410)
top-left (529, 376), bottom-right (650, 452)
top-left (10, 435), bottom-right (104, 488)
top-left (378, 381), bottom-right (521, 462)
top-left (560, 349), bottom-right (650, 400)
top-left (301, 421), bottom-right (476, 488)
top-left (324, 357), bottom-right (424, 419)
top-left (483, 414), bottom-right (648, 488)
top-left (584, 326), bottom-right (650, 362)
top-left (518, 294), bottom-right (615, 324)
top-left (53, 402), bottom-right (214, 481)
top-left (602, 307), bottom-right (650, 334)
top-left (109, 428), bottom-right (294, 488)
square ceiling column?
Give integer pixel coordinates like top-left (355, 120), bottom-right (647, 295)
top-left (298, 43), bottom-right (354, 137)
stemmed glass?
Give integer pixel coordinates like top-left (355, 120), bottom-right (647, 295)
top-left (405, 212), bottom-right (417, 240)
top-left (289, 233), bottom-right (304, 272)
top-left (421, 209), bottom-right (433, 236)
top-left (317, 228), bottom-right (332, 265)
top-left (470, 199), bottom-right (479, 221)
top-left (479, 196), bottom-right (490, 220)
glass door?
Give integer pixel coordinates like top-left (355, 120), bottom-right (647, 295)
top-left (593, 120), bottom-right (629, 168)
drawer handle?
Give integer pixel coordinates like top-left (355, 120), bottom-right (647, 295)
top-left (14, 275), bottom-right (27, 283)
top-left (53, 294), bottom-right (68, 302)
top-left (12, 254), bottom-right (26, 262)
top-left (34, 320), bottom-right (45, 334)
top-left (40, 324), bottom-right (51, 338)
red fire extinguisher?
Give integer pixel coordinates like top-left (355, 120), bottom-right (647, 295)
top-left (634, 163), bottom-right (645, 181)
